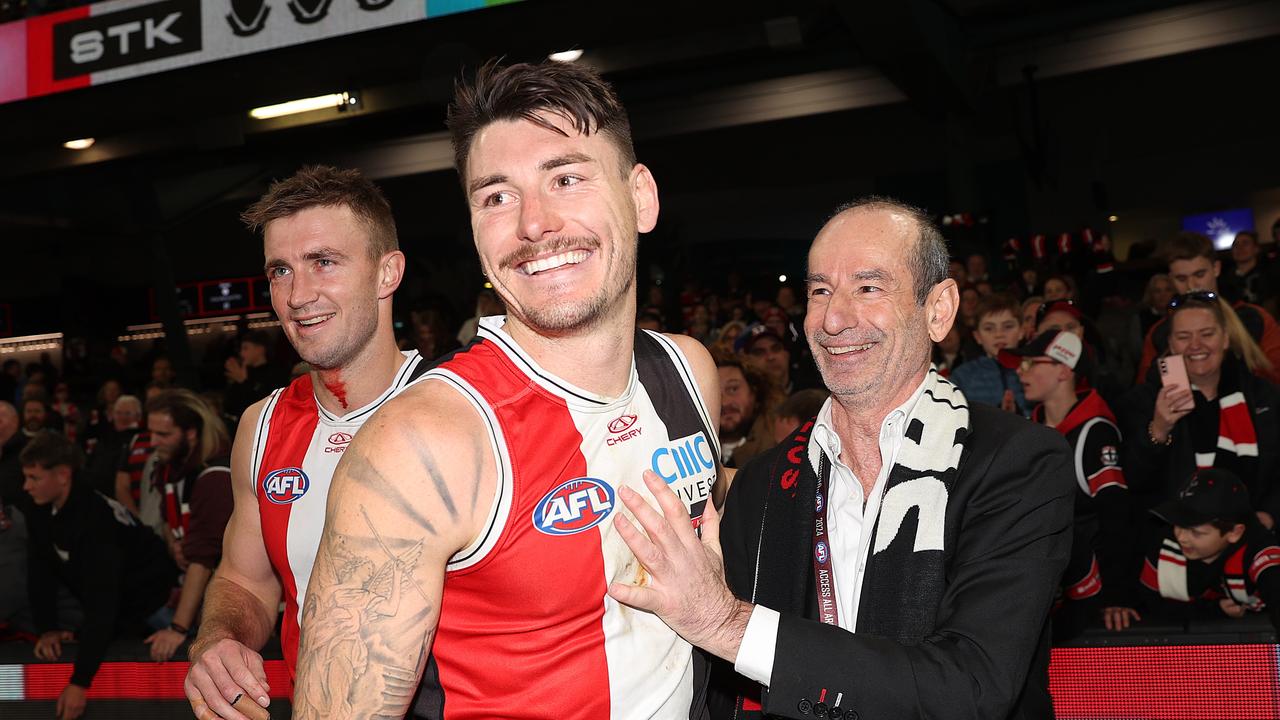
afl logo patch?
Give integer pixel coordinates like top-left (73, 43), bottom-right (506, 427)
top-left (532, 477), bottom-right (615, 536)
top-left (815, 541), bottom-right (829, 564)
top-left (815, 492), bottom-right (825, 513)
top-left (263, 467), bottom-right (310, 504)
top-left (608, 414), bottom-right (637, 434)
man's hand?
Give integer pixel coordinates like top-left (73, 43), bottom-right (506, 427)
top-left (56, 683), bottom-right (87, 720)
top-left (145, 627), bottom-right (187, 662)
top-left (224, 357), bottom-right (248, 384)
top-left (185, 637), bottom-right (270, 720)
top-left (607, 470), bottom-right (752, 663)
top-left (1102, 606), bottom-right (1141, 631)
top-left (34, 630), bottom-right (73, 661)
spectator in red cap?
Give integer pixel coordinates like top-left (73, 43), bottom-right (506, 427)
top-left (1107, 468), bottom-right (1280, 632)
top-left (1005, 330), bottom-right (1131, 637)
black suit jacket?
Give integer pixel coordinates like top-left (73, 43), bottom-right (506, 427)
top-left (710, 405), bottom-right (1074, 720)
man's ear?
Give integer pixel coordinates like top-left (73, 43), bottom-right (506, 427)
top-left (379, 251), bottom-right (406, 300)
top-left (927, 279), bottom-right (960, 343)
top-left (630, 164), bottom-right (660, 234)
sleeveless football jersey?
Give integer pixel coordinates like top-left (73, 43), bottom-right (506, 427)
top-left (412, 316), bottom-right (719, 720)
top-left (253, 350), bottom-right (425, 677)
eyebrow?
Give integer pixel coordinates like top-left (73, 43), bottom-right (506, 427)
top-left (467, 153), bottom-right (596, 198)
top-left (263, 246), bottom-right (349, 273)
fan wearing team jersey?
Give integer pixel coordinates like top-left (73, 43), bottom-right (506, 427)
top-left (1003, 330), bottom-right (1132, 637)
top-left (184, 166), bottom-right (425, 720)
top-left (1113, 469), bottom-right (1280, 631)
top-left (293, 60), bottom-right (722, 720)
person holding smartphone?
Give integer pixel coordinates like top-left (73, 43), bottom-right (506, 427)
top-left (1120, 292), bottom-right (1280, 530)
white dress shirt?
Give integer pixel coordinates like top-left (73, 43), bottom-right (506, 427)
top-left (733, 377), bottom-right (930, 687)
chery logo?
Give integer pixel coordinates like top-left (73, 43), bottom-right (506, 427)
top-left (608, 415), bottom-right (637, 433)
top-left (324, 431), bottom-right (353, 453)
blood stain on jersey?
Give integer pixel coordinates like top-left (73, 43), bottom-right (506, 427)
top-left (532, 477), bottom-right (615, 536)
top-left (263, 467), bottom-right (310, 504)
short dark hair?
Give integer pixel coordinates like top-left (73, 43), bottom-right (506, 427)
top-left (20, 430), bottom-right (84, 471)
top-left (1160, 231), bottom-right (1216, 265)
top-left (447, 59), bottom-right (637, 183)
top-left (241, 165), bottom-right (398, 261)
top-left (973, 293), bottom-right (1020, 324)
top-left (825, 196), bottom-right (949, 305)
top-left (1209, 517), bottom-right (1249, 534)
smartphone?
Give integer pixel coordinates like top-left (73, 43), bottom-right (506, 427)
top-left (1159, 354), bottom-right (1193, 411)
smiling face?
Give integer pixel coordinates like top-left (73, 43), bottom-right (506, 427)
top-left (1174, 522), bottom-right (1242, 561)
top-left (264, 204), bottom-right (390, 370)
top-left (1169, 306), bottom-right (1229, 384)
top-left (805, 208), bottom-right (953, 402)
top-left (464, 112), bottom-right (658, 337)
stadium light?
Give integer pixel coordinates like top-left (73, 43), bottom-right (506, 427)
top-left (250, 92), bottom-right (356, 120)
top-left (63, 138), bottom-right (95, 150)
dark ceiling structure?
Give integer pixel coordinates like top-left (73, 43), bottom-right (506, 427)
top-left (1, 0), bottom-right (1277, 339)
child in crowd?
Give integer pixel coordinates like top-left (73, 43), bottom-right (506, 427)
top-left (1106, 468), bottom-right (1280, 632)
top-left (949, 293), bottom-right (1029, 415)
top-left (1004, 330), bottom-right (1130, 636)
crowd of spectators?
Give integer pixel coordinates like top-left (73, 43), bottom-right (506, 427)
top-left (4, 219), bottom-right (1280, 710)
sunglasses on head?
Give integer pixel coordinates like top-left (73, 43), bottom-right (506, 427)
top-left (1168, 290), bottom-right (1218, 309)
top-left (1035, 299), bottom-right (1077, 326)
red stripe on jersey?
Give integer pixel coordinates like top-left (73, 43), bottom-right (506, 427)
top-left (1066, 555), bottom-right (1102, 600)
top-left (1088, 467), bottom-right (1127, 496)
top-left (257, 375), bottom-right (321, 679)
top-left (431, 340), bottom-right (612, 720)
top-left (1159, 551), bottom-right (1187, 567)
top-left (1250, 547), bottom-right (1280, 583)
top-left (1140, 559), bottom-right (1159, 591)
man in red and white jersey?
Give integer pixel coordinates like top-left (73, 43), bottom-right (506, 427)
top-left (185, 166), bottom-right (426, 720)
top-left (293, 61), bottom-right (723, 719)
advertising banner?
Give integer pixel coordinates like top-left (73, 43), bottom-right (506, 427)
top-left (0, 0), bottom-right (515, 106)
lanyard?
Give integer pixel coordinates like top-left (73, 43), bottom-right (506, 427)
top-left (812, 452), bottom-right (840, 626)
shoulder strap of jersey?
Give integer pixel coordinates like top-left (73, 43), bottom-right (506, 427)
top-left (634, 330), bottom-right (721, 461)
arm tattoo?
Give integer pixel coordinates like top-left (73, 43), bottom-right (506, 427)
top-left (401, 427), bottom-right (458, 520)
top-left (293, 506), bottom-right (435, 719)
top-left (342, 447), bottom-right (438, 536)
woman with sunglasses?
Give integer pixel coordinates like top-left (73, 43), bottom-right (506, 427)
top-left (1122, 293), bottom-right (1280, 529)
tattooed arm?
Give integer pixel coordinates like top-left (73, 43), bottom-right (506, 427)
top-left (293, 383), bottom-right (494, 720)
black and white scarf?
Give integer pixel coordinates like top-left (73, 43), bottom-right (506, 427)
top-left (850, 368), bottom-right (970, 643)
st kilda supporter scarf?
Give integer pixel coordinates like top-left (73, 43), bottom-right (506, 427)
top-left (1188, 366), bottom-right (1258, 482)
top-left (804, 369), bottom-right (969, 642)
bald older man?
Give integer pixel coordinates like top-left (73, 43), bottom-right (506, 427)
top-left (610, 197), bottom-right (1075, 720)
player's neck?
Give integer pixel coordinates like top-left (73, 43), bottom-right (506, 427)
top-left (504, 308), bottom-right (637, 399)
top-left (311, 331), bottom-right (404, 416)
